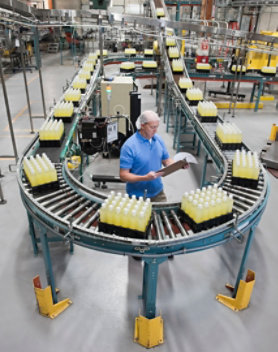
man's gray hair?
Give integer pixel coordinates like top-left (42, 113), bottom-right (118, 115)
top-left (135, 110), bottom-right (160, 130)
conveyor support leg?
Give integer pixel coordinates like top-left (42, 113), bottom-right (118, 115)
top-left (134, 257), bottom-right (166, 348)
top-left (27, 212), bottom-right (38, 256)
top-left (216, 269), bottom-right (255, 311)
top-left (33, 275), bottom-right (72, 319)
top-left (201, 152), bottom-right (208, 188)
top-left (216, 226), bottom-right (257, 311)
top-left (37, 222), bottom-right (58, 304)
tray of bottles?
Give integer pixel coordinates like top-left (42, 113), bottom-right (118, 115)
top-left (39, 132), bottom-right (65, 148)
top-left (215, 135), bottom-right (242, 150)
top-left (186, 98), bottom-right (203, 106)
top-left (71, 101), bottom-right (79, 107)
top-left (23, 171), bottom-right (60, 194)
top-left (231, 176), bottom-right (259, 189)
top-left (53, 114), bottom-right (74, 123)
top-left (98, 219), bottom-right (151, 239)
top-left (197, 113), bottom-right (218, 123)
top-left (120, 68), bottom-right (135, 73)
top-left (178, 209), bottom-right (233, 233)
top-left (231, 160), bottom-right (259, 189)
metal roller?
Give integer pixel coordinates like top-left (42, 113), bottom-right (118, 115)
top-left (232, 205), bottom-right (245, 214)
top-left (63, 200), bottom-right (92, 221)
top-left (82, 207), bottom-right (100, 228)
top-left (223, 182), bottom-right (262, 196)
top-left (39, 190), bottom-right (75, 207)
top-left (72, 204), bottom-right (98, 226)
top-left (222, 185), bottom-right (259, 201)
top-left (170, 210), bottom-right (189, 237)
top-left (153, 211), bottom-right (163, 240)
top-left (161, 210), bottom-right (175, 239)
top-left (231, 194), bottom-right (256, 206)
top-left (34, 186), bottom-right (71, 202)
top-left (46, 193), bottom-right (81, 211)
top-left (233, 199), bottom-right (250, 211)
top-left (55, 198), bottom-right (86, 216)
top-left (156, 212), bottom-right (167, 240)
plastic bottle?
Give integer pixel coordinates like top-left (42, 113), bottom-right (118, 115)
top-left (227, 195), bottom-right (233, 213)
top-left (100, 204), bottom-right (107, 223)
top-left (195, 204), bottom-right (203, 224)
top-left (114, 207), bottom-right (121, 226)
top-left (130, 209), bottom-right (137, 230)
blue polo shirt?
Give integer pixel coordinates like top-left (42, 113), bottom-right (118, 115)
top-left (120, 131), bottom-right (169, 198)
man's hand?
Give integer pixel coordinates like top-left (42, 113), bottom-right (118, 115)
top-left (145, 171), bottom-right (164, 180)
top-left (182, 162), bottom-right (190, 170)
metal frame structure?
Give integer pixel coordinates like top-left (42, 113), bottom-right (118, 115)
top-left (1, 0), bottom-right (270, 328)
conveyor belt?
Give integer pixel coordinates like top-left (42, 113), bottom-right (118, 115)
top-left (17, 4), bottom-right (269, 258)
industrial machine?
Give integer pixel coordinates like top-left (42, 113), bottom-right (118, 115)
top-left (101, 76), bottom-right (140, 134)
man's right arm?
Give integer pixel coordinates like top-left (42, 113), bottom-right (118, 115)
top-left (120, 169), bottom-right (163, 183)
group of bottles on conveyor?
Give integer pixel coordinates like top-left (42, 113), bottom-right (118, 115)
top-left (99, 191), bottom-right (152, 232)
top-left (54, 101), bottom-right (74, 118)
top-left (197, 101), bottom-right (218, 117)
top-left (186, 87), bottom-right (203, 102)
top-left (232, 149), bottom-right (260, 180)
top-left (64, 88), bottom-right (81, 103)
top-left (181, 185), bottom-right (233, 226)
top-left (39, 119), bottom-right (64, 141)
top-left (216, 122), bottom-right (242, 144)
top-left (23, 153), bottom-right (58, 188)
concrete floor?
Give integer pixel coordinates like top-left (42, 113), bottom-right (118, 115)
top-left (0, 52), bottom-right (278, 352)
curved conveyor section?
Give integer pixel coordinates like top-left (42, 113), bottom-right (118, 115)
top-left (17, 11), bottom-right (269, 259)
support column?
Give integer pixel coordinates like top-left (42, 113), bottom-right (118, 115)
top-left (250, 82), bottom-right (256, 103)
top-left (157, 64), bottom-right (163, 116)
top-left (27, 212), bottom-right (38, 256)
top-left (33, 27), bottom-right (46, 119)
top-left (176, 3), bottom-right (180, 22)
top-left (232, 225), bottom-right (256, 298)
top-left (37, 222), bottom-right (58, 304)
top-left (201, 152), bottom-right (208, 188)
top-left (19, 33), bottom-right (34, 133)
top-left (142, 257), bottom-right (166, 319)
top-left (163, 82), bottom-right (168, 124)
top-left (255, 79), bottom-right (264, 112)
top-left (0, 55), bottom-right (19, 163)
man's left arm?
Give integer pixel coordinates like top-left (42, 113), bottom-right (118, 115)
top-left (162, 158), bottom-right (174, 167)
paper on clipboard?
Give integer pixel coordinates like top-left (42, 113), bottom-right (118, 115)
top-left (156, 159), bottom-right (188, 177)
top-left (173, 152), bottom-right (198, 164)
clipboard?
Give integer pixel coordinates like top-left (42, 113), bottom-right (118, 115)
top-left (156, 159), bottom-right (188, 177)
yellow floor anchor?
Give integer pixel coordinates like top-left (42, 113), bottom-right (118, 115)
top-left (134, 315), bottom-right (164, 348)
top-left (216, 269), bottom-right (255, 311)
top-left (33, 275), bottom-right (72, 319)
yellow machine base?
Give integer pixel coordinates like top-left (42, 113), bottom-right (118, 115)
top-left (134, 315), bottom-right (164, 348)
top-left (33, 276), bottom-right (72, 319)
top-left (216, 269), bottom-right (255, 311)
top-left (260, 95), bottom-right (274, 101)
top-left (215, 102), bottom-right (263, 109)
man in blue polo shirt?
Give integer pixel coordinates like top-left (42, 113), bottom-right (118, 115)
top-left (119, 110), bottom-right (174, 202)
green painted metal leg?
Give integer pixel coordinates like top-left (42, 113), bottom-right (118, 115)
top-left (70, 241), bottom-right (74, 254)
top-left (250, 83), bottom-right (256, 103)
top-left (166, 97), bottom-right (172, 133)
top-left (36, 222), bottom-right (58, 304)
top-left (173, 103), bottom-right (181, 150)
top-left (201, 152), bottom-right (208, 188)
top-left (197, 139), bottom-right (201, 156)
top-left (175, 3), bottom-right (180, 22)
top-left (232, 225), bottom-right (256, 298)
top-left (255, 80), bottom-right (264, 112)
top-left (142, 258), bottom-right (167, 319)
top-left (27, 212), bottom-right (38, 256)
top-left (163, 83), bottom-right (168, 124)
